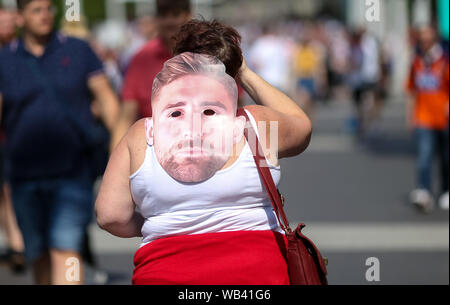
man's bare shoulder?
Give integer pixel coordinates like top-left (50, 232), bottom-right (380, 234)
top-left (125, 118), bottom-right (148, 150)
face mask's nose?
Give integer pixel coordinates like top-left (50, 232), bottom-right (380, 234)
top-left (182, 112), bottom-right (203, 145)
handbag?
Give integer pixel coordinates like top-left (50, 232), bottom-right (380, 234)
top-left (238, 108), bottom-right (328, 285)
top-left (25, 54), bottom-right (109, 181)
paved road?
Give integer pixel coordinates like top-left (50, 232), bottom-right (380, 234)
top-left (1, 98), bottom-right (448, 285)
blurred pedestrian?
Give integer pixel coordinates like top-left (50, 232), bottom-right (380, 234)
top-left (113, 0), bottom-right (192, 149)
top-left (60, 17), bottom-right (113, 285)
top-left (348, 27), bottom-right (383, 137)
top-left (90, 39), bottom-right (123, 95)
top-left (0, 0), bottom-right (120, 284)
top-left (292, 24), bottom-right (327, 120)
top-left (0, 6), bottom-right (26, 275)
top-left (0, 8), bottom-right (17, 47)
top-left (95, 19), bottom-right (312, 284)
top-left (119, 15), bottom-right (158, 74)
top-left (325, 21), bottom-right (351, 101)
top-left (247, 23), bottom-right (293, 94)
top-left (406, 25), bottom-right (449, 212)
top-left (60, 16), bottom-right (90, 41)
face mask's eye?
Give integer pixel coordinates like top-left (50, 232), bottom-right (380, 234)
top-left (171, 111), bottom-right (182, 118)
top-left (203, 109), bottom-right (216, 116)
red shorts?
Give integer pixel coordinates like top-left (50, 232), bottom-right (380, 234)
top-left (132, 230), bottom-right (290, 285)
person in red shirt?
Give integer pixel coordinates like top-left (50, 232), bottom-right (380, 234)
top-left (406, 25), bottom-right (449, 212)
top-left (112, 0), bottom-right (191, 148)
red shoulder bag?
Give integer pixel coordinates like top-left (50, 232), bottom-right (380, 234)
top-left (238, 109), bottom-right (328, 285)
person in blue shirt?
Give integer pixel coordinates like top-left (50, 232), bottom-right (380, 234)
top-left (0, 0), bottom-right (120, 285)
top-left (0, 6), bottom-right (26, 275)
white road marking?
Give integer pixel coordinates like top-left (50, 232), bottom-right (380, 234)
top-left (305, 135), bottom-right (356, 153)
top-left (88, 225), bottom-right (142, 254)
top-left (295, 222), bottom-right (449, 252)
top-left (1, 222), bottom-right (447, 254)
top-left (85, 222), bottom-right (449, 254)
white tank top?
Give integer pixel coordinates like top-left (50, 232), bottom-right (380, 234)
top-left (130, 109), bottom-right (284, 247)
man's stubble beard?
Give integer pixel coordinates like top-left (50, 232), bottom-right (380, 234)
top-left (160, 153), bottom-right (227, 183)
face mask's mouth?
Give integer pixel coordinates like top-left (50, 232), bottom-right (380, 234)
top-left (177, 147), bottom-right (203, 155)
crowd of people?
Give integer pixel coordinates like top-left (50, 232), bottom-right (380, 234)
top-left (0, 0), bottom-right (448, 285)
top-left (83, 15), bottom-right (393, 134)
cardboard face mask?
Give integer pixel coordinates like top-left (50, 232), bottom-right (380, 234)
top-left (149, 53), bottom-right (246, 183)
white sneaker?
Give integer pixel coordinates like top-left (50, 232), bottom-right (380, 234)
top-left (438, 192), bottom-right (449, 211)
top-left (409, 189), bottom-right (435, 213)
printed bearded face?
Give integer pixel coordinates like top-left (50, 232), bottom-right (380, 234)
top-left (152, 74), bottom-right (244, 183)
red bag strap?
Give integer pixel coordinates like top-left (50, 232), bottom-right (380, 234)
top-left (237, 108), bottom-right (292, 234)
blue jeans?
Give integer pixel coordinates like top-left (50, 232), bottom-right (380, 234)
top-left (415, 128), bottom-right (449, 193)
top-left (297, 78), bottom-right (316, 98)
top-left (10, 169), bottom-right (94, 263)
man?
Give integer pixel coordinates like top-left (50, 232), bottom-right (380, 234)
top-left (0, 8), bottom-right (17, 47)
top-left (0, 6), bottom-right (26, 274)
top-left (248, 23), bottom-right (293, 94)
top-left (348, 27), bottom-right (383, 137)
top-left (0, 0), bottom-right (120, 284)
top-left (113, 0), bottom-right (191, 148)
top-left (150, 53), bottom-right (246, 183)
top-left (407, 25), bottom-right (449, 212)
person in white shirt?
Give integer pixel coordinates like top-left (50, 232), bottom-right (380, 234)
top-left (96, 21), bottom-right (312, 285)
